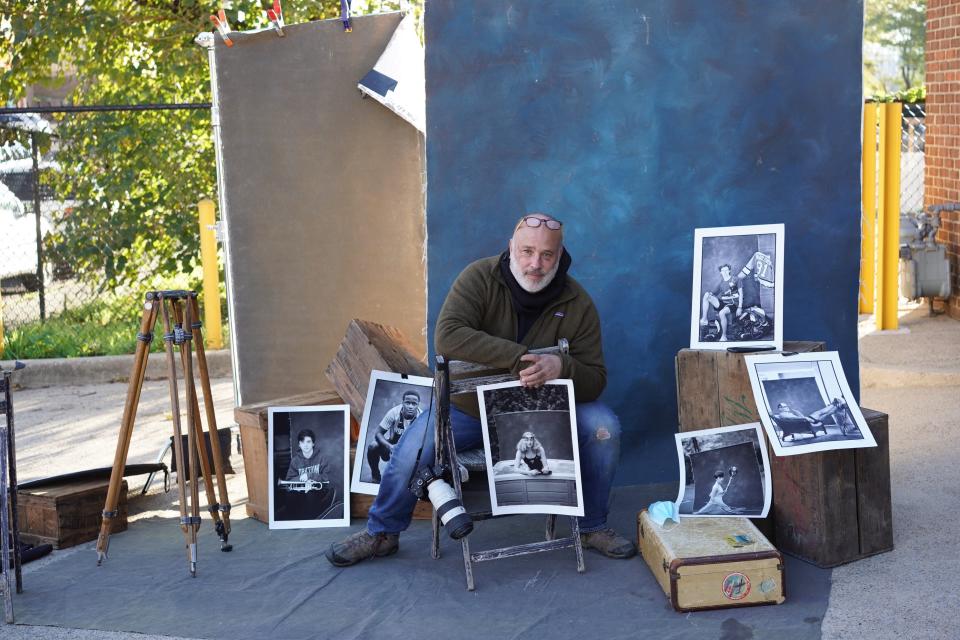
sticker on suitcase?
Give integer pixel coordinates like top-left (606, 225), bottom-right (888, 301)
top-left (722, 572), bottom-right (751, 600)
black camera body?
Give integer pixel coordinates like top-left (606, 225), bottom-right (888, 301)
top-left (409, 464), bottom-right (473, 540)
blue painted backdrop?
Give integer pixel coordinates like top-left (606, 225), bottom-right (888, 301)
top-left (425, 1), bottom-right (864, 484)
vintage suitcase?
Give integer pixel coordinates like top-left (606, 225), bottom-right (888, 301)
top-left (17, 479), bottom-right (128, 549)
top-left (637, 510), bottom-right (785, 612)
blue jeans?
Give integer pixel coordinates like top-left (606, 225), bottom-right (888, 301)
top-left (367, 401), bottom-right (621, 534)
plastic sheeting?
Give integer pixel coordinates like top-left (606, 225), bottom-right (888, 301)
top-left (13, 486), bottom-right (830, 639)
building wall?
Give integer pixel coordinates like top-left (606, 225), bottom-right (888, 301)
top-left (926, 0), bottom-right (960, 318)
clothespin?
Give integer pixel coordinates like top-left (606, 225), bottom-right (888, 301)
top-left (210, 9), bottom-right (234, 47)
top-left (341, 0), bottom-right (353, 32)
top-left (266, 0), bottom-right (285, 37)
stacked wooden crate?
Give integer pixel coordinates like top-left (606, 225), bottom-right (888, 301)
top-left (674, 341), bottom-right (893, 567)
top-left (234, 319), bottom-right (433, 523)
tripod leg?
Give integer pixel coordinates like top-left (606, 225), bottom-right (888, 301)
top-left (188, 294), bottom-right (233, 551)
top-left (160, 296), bottom-right (197, 577)
top-left (172, 301), bottom-right (225, 550)
top-left (97, 295), bottom-right (159, 565)
top-left (178, 299), bottom-right (202, 577)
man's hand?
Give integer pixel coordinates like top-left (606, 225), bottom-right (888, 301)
top-left (519, 353), bottom-right (562, 388)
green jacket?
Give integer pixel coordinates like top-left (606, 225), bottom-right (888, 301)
top-left (434, 255), bottom-right (607, 416)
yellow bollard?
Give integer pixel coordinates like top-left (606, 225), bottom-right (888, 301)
top-left (860, 103), bottom-right (878, 315)
top-left (198, 198), bottom-right (223, 349)
top-left (876, 102), bottom-right (903, 331)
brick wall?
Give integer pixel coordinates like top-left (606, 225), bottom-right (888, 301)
top-left (926, 0), bottom-right (960, 319)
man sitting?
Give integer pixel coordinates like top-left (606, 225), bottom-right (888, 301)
top-left (326, 212), bottom-right (636, 566)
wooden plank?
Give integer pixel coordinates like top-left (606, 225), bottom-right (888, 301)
top-left (471, 537), bottom-right (575, 562)
top-left (325, 319), bottom-right (431, 424)
top-left (772, 448), bottom-right (859, 567)
top-left (450, 373), bottom-right (516, 396)
top-left (856, 409), bottom-right (894, 556)
top-left (239, 423), bottom-right (270, 522)
top-left (234, 388), bottom-right (343, 432)
top-left (717, 351), bottom-right (762, 427)
top-left (821, 448), bottom-right (861, 565)
top-left (448, 345), bottom-right (562, 376)
top-left (676, 350), bottom-right (721, 431)
top-left (770, 451), bottom-right (823, 559)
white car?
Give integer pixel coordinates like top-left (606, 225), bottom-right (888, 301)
top-left (0, 180), bottom-right (51, 292)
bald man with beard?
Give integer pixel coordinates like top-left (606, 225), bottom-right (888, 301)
top-left (327, 213), bottom-right (635, 566)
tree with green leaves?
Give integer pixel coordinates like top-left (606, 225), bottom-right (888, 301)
top-left (1, 1), bottom-right (416, 288)
top-left (864, 0), bottom-right (926, 94)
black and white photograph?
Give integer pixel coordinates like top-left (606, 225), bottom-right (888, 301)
top-left (477, 380), bottom-right (584, 517)
top-left (674, 423), bottom-right (772, 519)
top-left (745, 351), bottom-right (877, 457)
top-left (268, 405), bottom-right (350, 529)
top-left (351, 370), bottom-right (434, 496)
top-left (690, 223), bottom-right (784, 350)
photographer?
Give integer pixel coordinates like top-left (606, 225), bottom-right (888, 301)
top-left (327, 213), bottom-right (635, 566)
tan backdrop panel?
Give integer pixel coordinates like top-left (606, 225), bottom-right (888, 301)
top-left (213, 13), bottom-right (426, 404)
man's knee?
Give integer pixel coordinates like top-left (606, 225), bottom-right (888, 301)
top-left (577, 402), bottom-right (622, 442)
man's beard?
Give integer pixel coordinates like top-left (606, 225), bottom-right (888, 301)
top-left (509, 252), bottom-right (560, 293)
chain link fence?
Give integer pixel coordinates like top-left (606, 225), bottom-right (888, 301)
top-left (1, 115), bottom-right (225, 360)
top-left (901, 101), bottom-right (925, 215)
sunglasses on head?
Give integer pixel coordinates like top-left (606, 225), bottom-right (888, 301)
top-left (516, 216), bottom-right (563, 231)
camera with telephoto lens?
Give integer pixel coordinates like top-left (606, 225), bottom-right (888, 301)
top-left (409, 464), bottom-right (473, 539)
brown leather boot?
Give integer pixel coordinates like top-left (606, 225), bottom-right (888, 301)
top-left (580, 528), bottom-right (637, 559)
top-left (325, 530), bottom-right (400, 567)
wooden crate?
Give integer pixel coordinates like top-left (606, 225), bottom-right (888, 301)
top-left (637, 510), bottom-right (784, 612)
top-left (674, 341), bottom-right (824, 539)
top-left (325, 319), bottom-right (431, 425)
top-left (233, 390), bottom-right (435, 523)
top-left (235, 388), bottom-right (348, 523)
top-left (771, 408), bottom-right (893, 567)
top-left (17, 479), bottom-right (128, 549)
top-left (675, 341), bottom-right (825, 431)
top-left (674, 343), bottom-right (894, 566)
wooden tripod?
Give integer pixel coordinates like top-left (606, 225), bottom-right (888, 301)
top-left (96, 290), bottom-right (232, 577)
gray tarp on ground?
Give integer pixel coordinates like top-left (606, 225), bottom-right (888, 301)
top-left (213, 13), bottom-right (427, 406)
top-left (12, 486), bottom-right (829, 639)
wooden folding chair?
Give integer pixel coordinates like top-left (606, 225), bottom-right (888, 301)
top-left (430, 340), bottom-right (585, 591)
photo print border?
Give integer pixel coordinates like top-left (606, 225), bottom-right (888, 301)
top-left (267, 404), bottom-right (351, 530)
top-left (351, 370), bottom-right (435, 496)
top-left (689, 223), bottom-right (785, 351)
top-left (477, 379), bottom-right (585, 518)
top-left (674, 423), bottom-right (772, 519)
top-left (745, 351), bottom-right (877, 457)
